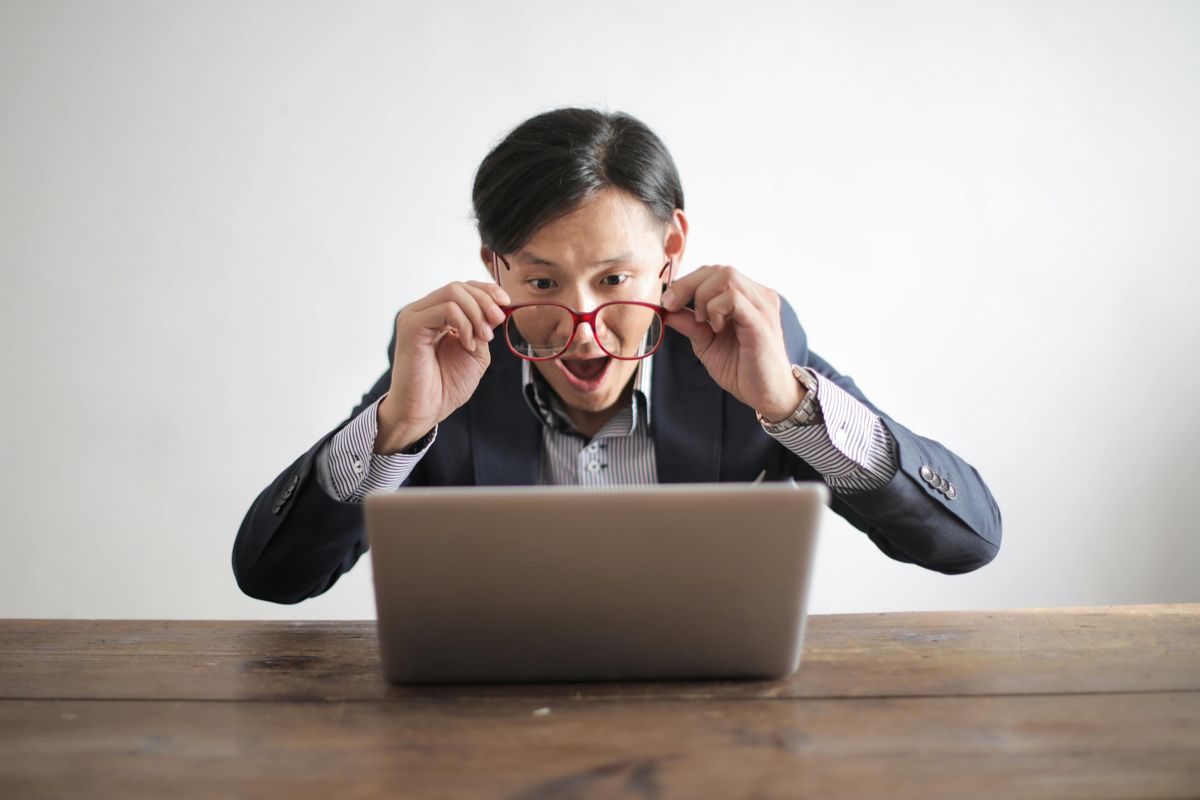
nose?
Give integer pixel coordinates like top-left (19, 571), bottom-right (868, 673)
top-left (555, 288), bottom-right (602, 352)
top-left (560, 285), bottom-right (599, 313)
top-left (569, 317), bottom-right (602, 353)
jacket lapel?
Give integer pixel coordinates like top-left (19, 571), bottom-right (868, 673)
top-left (468, 338), bottom-right (541, 486)
top-left (467, 329), bottom-right (725, 486)
top-left (651, 329), bottom-right (724, 483)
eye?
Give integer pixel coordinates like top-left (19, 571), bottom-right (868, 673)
top-left (601, 274), bottom-right (630, 287)
top-left (526, 277), bottom-right (556, 291)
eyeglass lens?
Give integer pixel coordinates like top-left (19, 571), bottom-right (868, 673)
top-left (505, 303), bottom-right (663, 360)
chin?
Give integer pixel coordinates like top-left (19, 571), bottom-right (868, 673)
top-left (563, 388), bottom-right (621, 412)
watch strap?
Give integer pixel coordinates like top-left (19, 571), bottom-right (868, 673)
top-left (757, 365), bottom-right (822, 432)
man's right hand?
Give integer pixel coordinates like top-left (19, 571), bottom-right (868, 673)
top-left (375, 280), bottom-right (510, 454)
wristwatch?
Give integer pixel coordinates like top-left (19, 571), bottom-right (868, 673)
top-left (756, 365), bottom-right (822, 432)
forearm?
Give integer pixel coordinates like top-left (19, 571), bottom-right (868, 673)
top-left (763, 367), bottom-right (899, 494)
top-left (797, 352), bottom-right (1002, 574)
top-left (233, 371), bottom-right (401, 604)
top-left (232, 429), bottom-right (372, 604)
top-left (829, 418), bottom-right (1002, 574)
top-left (317, 394), bottom-right (435, 503)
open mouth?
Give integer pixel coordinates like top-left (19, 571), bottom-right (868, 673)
top-left (556, 355), bottom-right (612, 392)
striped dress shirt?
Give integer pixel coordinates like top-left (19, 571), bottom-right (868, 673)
top-left (316, 354), bottom-right (898, 500)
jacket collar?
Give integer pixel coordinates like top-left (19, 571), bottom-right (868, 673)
top-left (467, 330), bottom-right (723, 485)
top-left (649, 328), bottom-right (724, 483)
top-left (520, 355), bottom-right (653, 435)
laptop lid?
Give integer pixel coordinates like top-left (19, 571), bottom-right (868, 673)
top-left (365, 481), bottom-right (828, 684)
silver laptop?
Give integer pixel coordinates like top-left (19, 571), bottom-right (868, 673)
top-left (365, 481), bottom-right (828, 684)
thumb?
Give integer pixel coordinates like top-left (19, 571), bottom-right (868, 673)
top-left (664, 310), bottom-right (715, 354)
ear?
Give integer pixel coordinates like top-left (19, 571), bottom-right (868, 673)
top-left (479, 245), bottom-right (500, 281)
top-left (661, 209), bottom-right (688, 288)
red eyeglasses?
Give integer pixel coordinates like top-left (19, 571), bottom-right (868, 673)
top-left (490, 252), bottom-right (673, 361)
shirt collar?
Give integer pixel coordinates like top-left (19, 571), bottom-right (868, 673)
top-left (521, 355), bottom-right (654, 437)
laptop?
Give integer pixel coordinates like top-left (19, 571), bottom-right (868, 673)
top-left (364, 481), bottom-right (828, 684)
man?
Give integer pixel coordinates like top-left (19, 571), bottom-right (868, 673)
top-left (233, 108), bottom-right (1002, 605)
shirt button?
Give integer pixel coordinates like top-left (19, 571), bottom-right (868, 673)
top-left (587, 442), bottom-right (599, 453)
top-left (587, 461), bottom-right (601, 473)
top-left (352, 458), bottom-right (365, 475)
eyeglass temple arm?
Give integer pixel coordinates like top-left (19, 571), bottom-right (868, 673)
top-left (495, 252), bottom-right (676, 297)
top-left (491, 252), bottom-right (510, 285)
top-left (659, 257), bottom-right (674, 292)
top-left (656, 259), bottom-right (697, 312)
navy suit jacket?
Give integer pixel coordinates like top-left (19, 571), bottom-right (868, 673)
top-left (233, 300), bottom-right (1002, 604)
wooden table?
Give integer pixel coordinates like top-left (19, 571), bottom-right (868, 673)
top-left (1, 604), bottom-right (1197, 799)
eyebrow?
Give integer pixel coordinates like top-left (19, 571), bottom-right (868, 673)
top-left (516, 251), bottom-right (635, 268)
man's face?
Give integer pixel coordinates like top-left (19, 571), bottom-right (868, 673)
top-left (492, 188), bottom-right (674, 416)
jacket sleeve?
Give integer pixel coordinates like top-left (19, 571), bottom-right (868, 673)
top-left (778, 299), bottom-right (1003, 575)
top-left (231, 316), bottom-right (399, 604)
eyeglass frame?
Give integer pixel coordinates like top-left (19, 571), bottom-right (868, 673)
top-left (489, 251), bottom-right (675, 362)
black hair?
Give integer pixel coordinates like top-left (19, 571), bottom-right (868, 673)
top-left (471, 108), bottom-right (684, 255)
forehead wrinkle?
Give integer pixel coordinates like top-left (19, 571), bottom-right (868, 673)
top-left (515, 250), bottom-right (635, 269)
top-left (511, 189), bottom-right (665, 273)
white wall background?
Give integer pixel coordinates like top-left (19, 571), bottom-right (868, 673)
top-left (2, 0), bottom-right (1197, 620)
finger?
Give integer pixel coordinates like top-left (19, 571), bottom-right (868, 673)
top-left (407, 280), bottom-right (507, 319)
top-left (690, 270), bottom-right (737, 324)
top-left (458, 282), bottom-right (508, 329)
top-left (407, 283), bottom-right (457, 314)
top-left (660, 265), bottom-right (717, 312)
top-left (445, 283), bottom-right (495, 342)
top-left (464, 280), bottom-right (511, 311)
top-left (412, 301), bottom-right (478, 351)
top-left (704, 288), bottom-right (738, 332)
top-left (663, 310), bottom-right (716, 356)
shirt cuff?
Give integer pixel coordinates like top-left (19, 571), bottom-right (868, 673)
top-left (762, 368), bottom-right (898, 494)
top-left (322, 394), bottom-right (436, 502)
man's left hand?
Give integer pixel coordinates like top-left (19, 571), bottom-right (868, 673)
top-left (660, 265), bottom-right (803, 422)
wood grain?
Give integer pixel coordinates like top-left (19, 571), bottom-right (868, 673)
top-left (2, 692), bottom-right (1197, 799)
top-left (3, 606), bottom-right (1197, 798)
top-left (1, 605), bottom-right (1197, 701)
